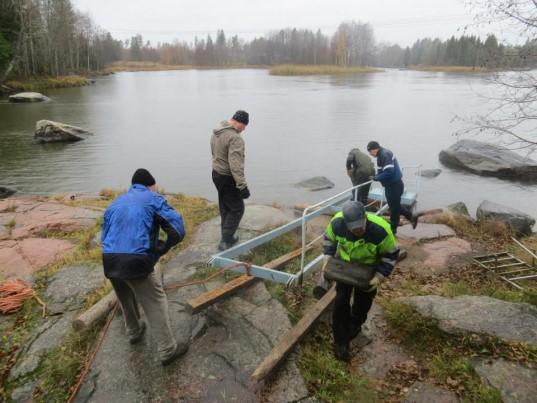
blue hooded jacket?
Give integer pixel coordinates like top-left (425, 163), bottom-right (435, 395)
top-left (102, 184), bottom-right (185, 279)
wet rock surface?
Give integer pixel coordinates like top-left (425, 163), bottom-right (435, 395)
top-left (77, 205), bottom-right (309, 402)
top-left (472, 358), bottom-right (537, 403)
top-left (397, 223), bottom-right (456, 241)
top-left (0, 237), bottom-right (74, 280)
top-left (356, 304), bottom-right (412, 379)
top-left (446, 202), bottom-right (470, 216)
top-left (34, 119), bottom-right (92, 143)
top-left (477, 200), bottom-right (535, 235)
top-left (44, 264), bottom-right (105, 314)
top-left (397, 295), bottom-right (537, 347)
top-left (419, 169), bottom-right (442, 178)
top-left (439, 139), bottom-right (537, 182)
top-left (404, 382), bottom-right (460, 403)
top-left (0, 186), bottom-right (16, 199)
top-left (294, 176), bottom-right (335, 191)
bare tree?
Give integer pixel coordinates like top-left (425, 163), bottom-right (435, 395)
top-left (460, 0), bottom-right (537, 148)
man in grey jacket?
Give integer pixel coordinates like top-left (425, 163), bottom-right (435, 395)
top-left (211, 110), bottom-right (250, 251)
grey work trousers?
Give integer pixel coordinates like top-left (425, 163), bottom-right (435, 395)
top-left (110, 271), bottom-right (177, 361)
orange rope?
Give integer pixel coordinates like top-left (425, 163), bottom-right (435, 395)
top-left (0, 279), bottom-right (46, 318)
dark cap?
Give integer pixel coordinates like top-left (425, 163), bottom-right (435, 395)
top-left (232, 110), bottom-right (249, 125)
top-left (367, 141), bottom-right (380, 151)
top-left (342, 201), bottom-right (366, 231)
top-left (131, 168), bottom-right (156, 187)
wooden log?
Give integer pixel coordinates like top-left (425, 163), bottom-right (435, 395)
top-left (251, 286), bottom-right (336, 383)
top-left (187, 243), bottom-right (316, 314)
top-left (72, 291), bottom-right (117, 331)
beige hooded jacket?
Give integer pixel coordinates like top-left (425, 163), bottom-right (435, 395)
top-left (211, 120), bottom-right (247, 190)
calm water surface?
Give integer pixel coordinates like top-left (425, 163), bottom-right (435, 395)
top-left (0, 69), bottom-right (535, 220)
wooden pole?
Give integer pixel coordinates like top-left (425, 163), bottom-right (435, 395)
top-left (72, 291), bottom-right (117, 331)
top-left (251, 286), bottom-right (336, 383)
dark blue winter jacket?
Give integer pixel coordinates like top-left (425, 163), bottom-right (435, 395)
top-left (375, 147), bottom-right (403, 186)
top-left (102, 184), bottom-right (185, 279)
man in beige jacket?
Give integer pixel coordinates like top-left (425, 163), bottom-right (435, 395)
top-left (211, 110), bottom-right (250, 251)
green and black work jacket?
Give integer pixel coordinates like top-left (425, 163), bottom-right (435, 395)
top-left (323, 212), bottom-right (400, 277)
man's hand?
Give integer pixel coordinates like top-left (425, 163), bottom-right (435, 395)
top-left (240, 187), bottom-right (250, 199)
top-left (346, 169), bottom-right (353, 178)
top-left (369, 175), bottom-right (378, 182)
top-left (367, 272), bottom-right (385, 291)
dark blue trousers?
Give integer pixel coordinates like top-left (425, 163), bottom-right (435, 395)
top-left (384, 179), bottom-right (413, 234)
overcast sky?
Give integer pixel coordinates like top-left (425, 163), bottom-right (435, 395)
top-left (71, 0), bottom-right (510, 47)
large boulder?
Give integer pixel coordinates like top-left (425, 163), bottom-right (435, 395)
top-left (9, 92), bottom-right (49, 103)
top-left (477, 200), bottom-right (535, 235)
top-left (0, 186), bottom-right (16, 199)
top-left (419, 169), bottom-right (442, 178)
top-left (294, 176), bottom-right (335, 191)
top-left (397, 295), bottom-right (537, 347)
top-left (439, 139), bottom-right (537, 181)
top-left (34, 120), bottom-right (92, 143)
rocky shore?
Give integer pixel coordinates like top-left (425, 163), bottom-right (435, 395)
top-left (0, 193), bottom-right (536, 402)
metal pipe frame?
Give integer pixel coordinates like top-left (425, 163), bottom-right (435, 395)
top-left (209, 168), bottom-right (419, 287)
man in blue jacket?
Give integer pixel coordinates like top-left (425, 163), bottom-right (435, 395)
top-left (367, 141), bottom-right (418, 234)
top-left (102, 168), bottom-right (186, 366)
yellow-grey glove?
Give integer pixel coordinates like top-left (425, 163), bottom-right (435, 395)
top-left (367, 272), bottom-right (385, 292)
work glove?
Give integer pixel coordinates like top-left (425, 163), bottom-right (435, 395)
top-left (367, 272), bottom-right (385, 292)
top-left (240, 187), bottom-right (250, 199)
top-left (321, 255), bottom-right (331, 274)
top-left (369, 175), bottom-right (378, 181)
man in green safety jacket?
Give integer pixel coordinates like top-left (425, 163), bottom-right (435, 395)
top-left (322, 201), bottom-right (400, 361)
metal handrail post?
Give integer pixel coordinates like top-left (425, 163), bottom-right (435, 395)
top-left (299, 180), bottom-right (372, 285)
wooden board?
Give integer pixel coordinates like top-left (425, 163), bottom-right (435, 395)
top-left (187, 243), bottom-right (315, 314)
top-left (251, 286), bottom-right (336, 383)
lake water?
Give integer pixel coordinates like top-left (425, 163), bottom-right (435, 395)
top-left (0, 69), bottom-right (536, 220)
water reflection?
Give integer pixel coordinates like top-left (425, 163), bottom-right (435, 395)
top-left (0, 69), bottom-right (536, 221)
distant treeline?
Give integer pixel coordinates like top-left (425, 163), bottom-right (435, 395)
top-left (2, 0), bottom-right (537, 83)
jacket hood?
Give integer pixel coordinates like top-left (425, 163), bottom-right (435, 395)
top-left (213, 120), bottom-right (236, 136)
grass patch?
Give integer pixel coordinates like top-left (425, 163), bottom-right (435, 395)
top-left (408, 65), bottom-right (489, 73)
top-left (0, 301), bottom-right (42, 401)
top-left (299, 323), bottom-right (378, 402)
top-left (32, 316), bottom-right (107, 402)
top-left (103, 61), bottom-right (266, 73)
top-left (383, 302), bottom-right (536, 402)
top-left (269, 64), bottom-right (382, 76)
top-left (5, 217), bottom-right (15, 238)
top-left (6, 75), bottom-right (89, 91)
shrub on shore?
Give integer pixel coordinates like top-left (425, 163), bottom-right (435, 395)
top-left (269, 64), bottom-right (382, 76)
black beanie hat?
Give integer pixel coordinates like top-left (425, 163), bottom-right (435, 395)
top-left (131, 168), bottom-right (156, 187)
top-left (367, 141), bottom-right (381, 151)
top-left (232, 110), bottom-right (249, 125)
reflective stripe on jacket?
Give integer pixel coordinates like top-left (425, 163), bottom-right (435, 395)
top-left (376, 147), bottom-right (403, 186)
top-left (323, 212), bottom-right (399, 277)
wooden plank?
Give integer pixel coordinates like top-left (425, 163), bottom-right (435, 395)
top-left (186, 275), bottom-right (258, 314)
top-left (72, 291), bottom-right (117, 331)
top-left (251, 286), bottom-right (336, 383)
top-left (187, 243), bottom-right (315, 314)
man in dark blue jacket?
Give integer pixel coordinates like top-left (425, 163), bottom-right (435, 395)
top-left (367, 141), bottom-right (418, 234)
top-left (102, 168), bottom-right (186, 366)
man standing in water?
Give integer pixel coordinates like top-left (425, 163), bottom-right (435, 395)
top-left (346, 147), bottom-right (375, 205)
top-left (367, 141), bottom-right (418, 234)
top-left (211, 110), bottom-right (250, 251)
